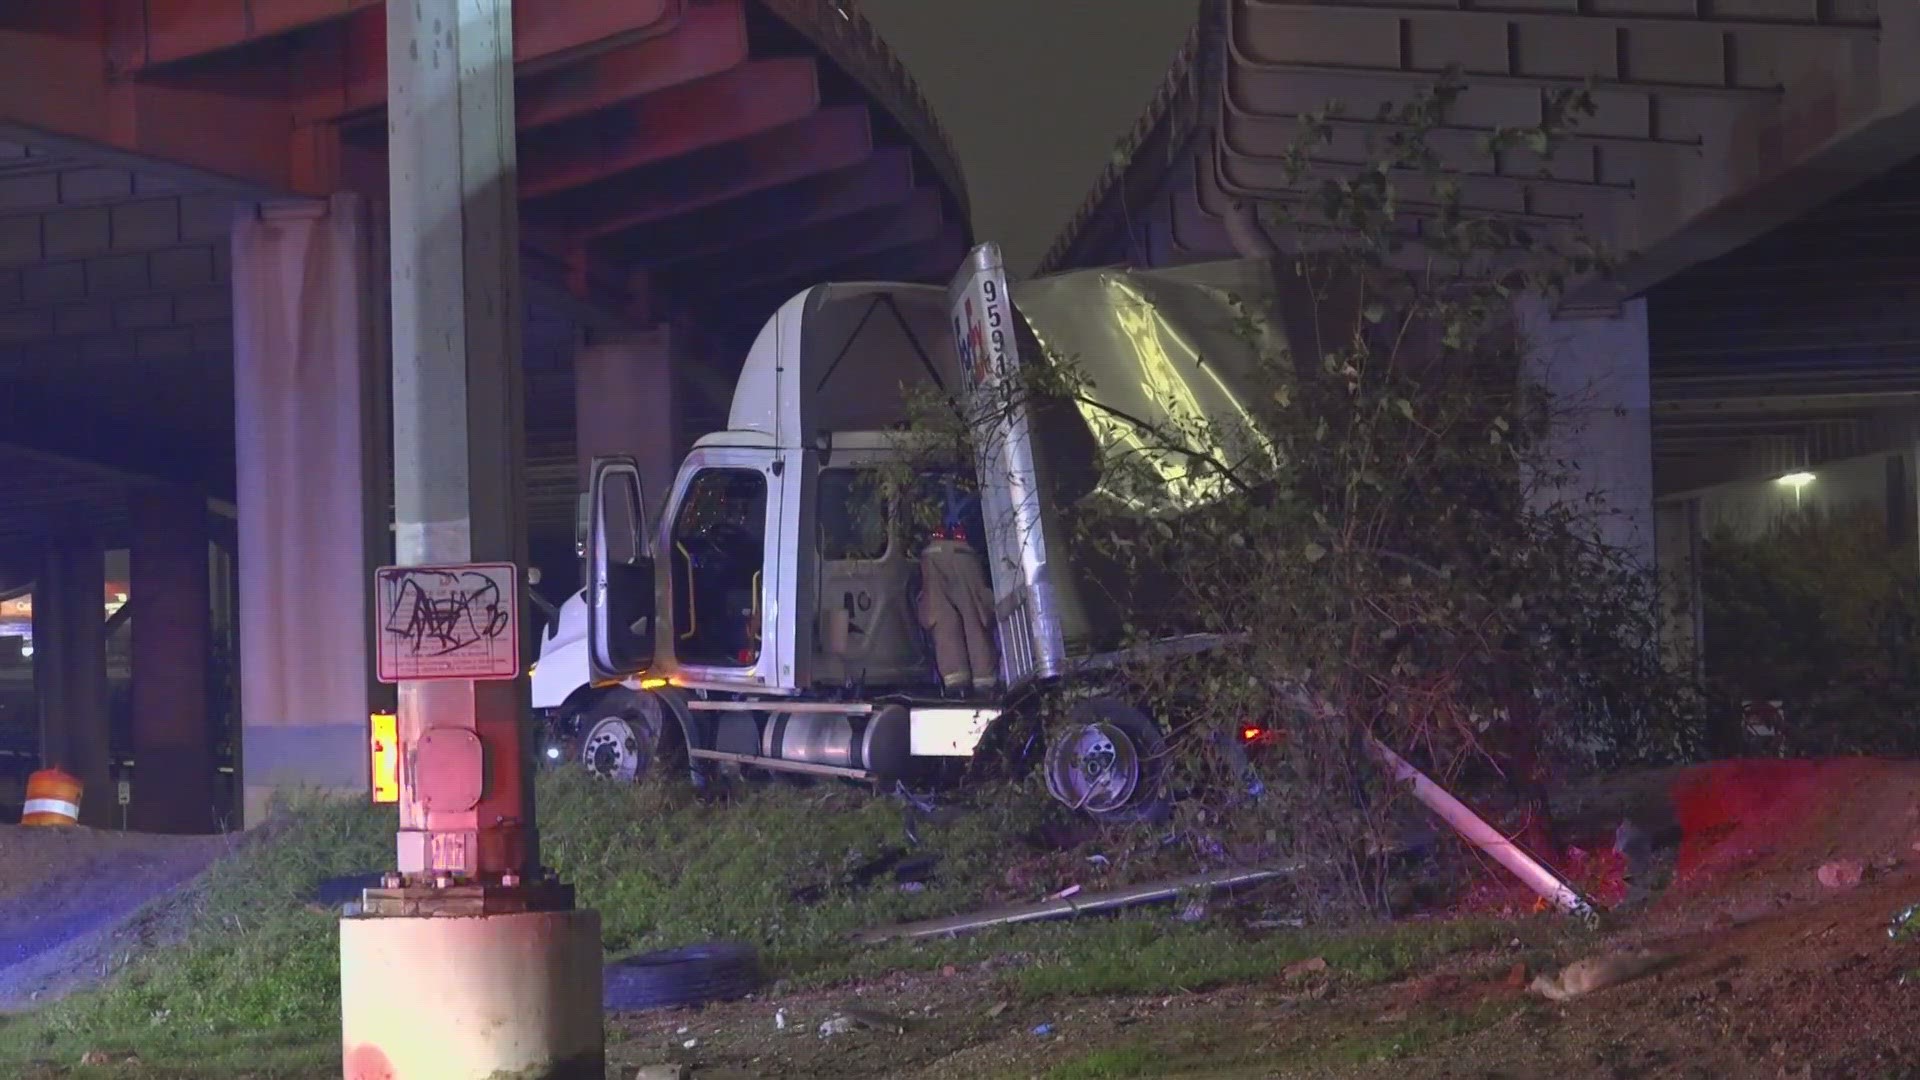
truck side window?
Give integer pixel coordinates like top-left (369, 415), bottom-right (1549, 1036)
top-left (818, 469), bottom-right (889, 561)
top-left (669, 468), bottom-right (768, 667)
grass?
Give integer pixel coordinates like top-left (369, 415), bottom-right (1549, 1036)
top-left (0, 771), bottom-right (1060, 1070)
top-left (1044, 1041), bottom-right (1171, 1079)
top-left (0, 768), bottom-right (1529, 1075)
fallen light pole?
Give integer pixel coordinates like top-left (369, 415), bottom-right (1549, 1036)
top-left (338, 1), bottom-right (601, 1078)
top-left (1367, 738), bottom-right (1599, 927)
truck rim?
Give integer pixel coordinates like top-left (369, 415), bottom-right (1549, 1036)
top-left (582, 712), bottom-right (651, 782)
top-left (1044, 720), bottom-right (1141, 814)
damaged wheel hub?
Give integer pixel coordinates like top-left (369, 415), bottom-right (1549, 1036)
top-left (1044, 721), bottom-right (1141, 814)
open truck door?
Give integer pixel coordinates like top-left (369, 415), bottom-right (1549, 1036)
top-left (585, 455), bottom-right (655, 681)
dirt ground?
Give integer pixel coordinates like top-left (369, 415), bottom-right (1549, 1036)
top-left (605, 758), bottom-right (1920, 1079)
top-left (0, 823), bottom-right (230, 1010)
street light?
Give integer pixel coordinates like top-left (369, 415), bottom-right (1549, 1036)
top-left (1776, 471), bottom-right (1813, 508)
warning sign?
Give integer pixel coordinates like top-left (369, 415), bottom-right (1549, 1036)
top-left (374, 562), bottom-right (520, 683)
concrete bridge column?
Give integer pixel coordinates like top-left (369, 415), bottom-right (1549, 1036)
top-left (1518, 298), bottom-right (1656, 579)
top-left (575, 326), bottom-right (684, 523)
top-left (1654, 498), bottom-right (1705, 681)
top-left (129, 486), bottom-right (214, 833)
top-left (231, 193), bottom-right (388, 827)
top-left (31, 532), bottom-right (112, 827)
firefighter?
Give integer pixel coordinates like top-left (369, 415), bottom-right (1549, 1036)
top-left (916, 481), bottom-right (998, 694)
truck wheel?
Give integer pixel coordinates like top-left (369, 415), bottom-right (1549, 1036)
top-left (579, 688), bottom-right (664, 783)
top-left (1043, 698), bottom-right (1170, 824)
top-left (603, 941), bottom-right (763, 1012)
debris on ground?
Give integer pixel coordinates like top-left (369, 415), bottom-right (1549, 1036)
top-left (840, 1006), bottom-right (908, 1034)
top-left (850, 867), bottom-right (1293, 943)
top-left (791, 848), bottom-right (942, 903)
top-left (816, 1006), bottom-right (907, 1039)
top-left (1892, 903), bottom-right (1920, 941)
top-left (632, 1065), bottom-right (690, 1080)
top-left (1029, 1023), bottom-right (1054, 1037)
top-left (1529, 951), bottom-right (1675, 1002)
top-left (1817, 859), bottom-right (1866, 890)
top-left (1282, 956), bottom-right (1328, 980)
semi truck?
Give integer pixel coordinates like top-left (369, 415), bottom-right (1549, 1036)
top-left (540, 243), bottom-right (1276, 820)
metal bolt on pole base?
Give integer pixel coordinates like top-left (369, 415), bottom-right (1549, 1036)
top-left (358, 880), bottom-right (577, 919)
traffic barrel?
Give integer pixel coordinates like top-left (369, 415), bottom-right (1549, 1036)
top-left (20, 768), bottom-right (82, 827)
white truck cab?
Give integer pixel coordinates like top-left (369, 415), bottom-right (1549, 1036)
top-left (547, 244), bottom-right (1273, 816)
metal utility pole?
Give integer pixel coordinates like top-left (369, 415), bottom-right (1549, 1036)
top-left (339, 2), bottom-right (602, 1077)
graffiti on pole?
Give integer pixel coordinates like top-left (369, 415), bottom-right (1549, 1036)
top-left (374, 562), bottom-right (520, 682)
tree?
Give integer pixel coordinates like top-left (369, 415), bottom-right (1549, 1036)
top-left (886, 72), bottom-right (1701, 918)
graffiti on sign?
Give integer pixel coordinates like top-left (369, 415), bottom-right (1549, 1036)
top-left (374, 562), bottom-right (520, 682)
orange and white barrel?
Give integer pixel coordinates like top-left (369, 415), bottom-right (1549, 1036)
top-left (20, 768), bottom-right (82, 827)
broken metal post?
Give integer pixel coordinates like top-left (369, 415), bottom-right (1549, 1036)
top-left (1368, 738), bottom-right (1598, 925)
top-left (850, 867), bottom-right (1296, 944)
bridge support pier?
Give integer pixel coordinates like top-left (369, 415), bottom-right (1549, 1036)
top-left (575, 325), bottom-right (686, 522)
top-left (231, 193), bottom-right (389, 828)
top-left (128, 486), bottom-right (215, 832)
top-left (30, 531), bottom-right (111, 827)
top-left (1518, 297), bottom-right (1657, 580)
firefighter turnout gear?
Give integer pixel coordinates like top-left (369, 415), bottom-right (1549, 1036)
top-left (917, 538), bottom-right (998, 691)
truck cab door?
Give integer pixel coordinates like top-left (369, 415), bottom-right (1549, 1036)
top-left (586, 455), bottom-right (655, 681)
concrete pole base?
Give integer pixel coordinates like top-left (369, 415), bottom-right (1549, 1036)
top-left (341, 908), bottom-right (604, 1080)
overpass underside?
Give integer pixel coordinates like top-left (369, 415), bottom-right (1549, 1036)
top-left (0, 0), bottom-right (970, 829)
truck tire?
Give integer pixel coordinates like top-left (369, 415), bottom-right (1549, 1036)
top-left (1042, 697), bottom-right (1172, 824)
top-left (578, 687), bottom-right (665, 783)
top-left (603, 942), bottom-right (764, 1012)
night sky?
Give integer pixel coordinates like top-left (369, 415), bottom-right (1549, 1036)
top-left (857, 0), bottom-right (1199, 275)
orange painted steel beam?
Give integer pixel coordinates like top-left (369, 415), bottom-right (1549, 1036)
top-left (0, 7), bottom-right (295, 191)
top-left (1, 0), bottom-right (686, 196)
top-left (519, 58), bottom-right (821, 200)
top-left (517, 0), bottom-right (745, 130)
top-left (619, 149), bottom-right (916, 269)
top-left (289, 0), bottom-right (685, 124)
top-left (548, 105), bottom-right (875, 243)
top-left (127, 0), bottom-right (676, 73)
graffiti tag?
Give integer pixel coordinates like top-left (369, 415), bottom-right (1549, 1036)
top-left (373, 562), bottom-right (520, 682)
